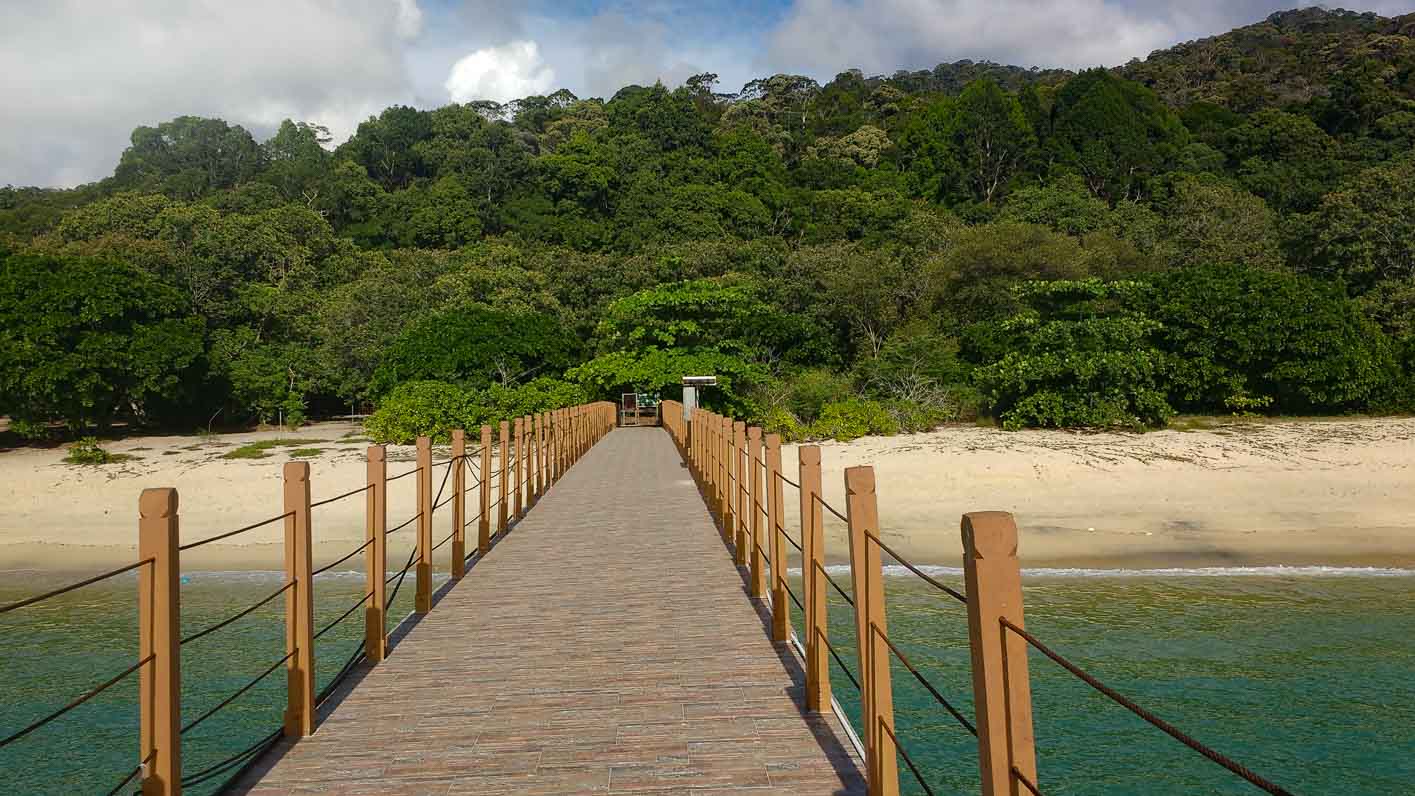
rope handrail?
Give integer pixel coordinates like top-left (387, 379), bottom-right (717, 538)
top-left (386, 511), bottom-right (420, 535)
top-left (0, 557), bottom-right (153, 616)
top-left (0, 654), bottom-right (153, 749)
top-left (384, 548), bottom-right (419, 587)
top-left (181, 650), bottom-right (295, 736)
top-left (812, 493), bottom-right (848, 524)
top-left (817, 625), bottom-right (861, 692)
top-left (776, 522), bottom-right (803, 552)
top-left (181, 728), bottom-right (282, 789)
top-left (869, 620), bottom-right (976, 736)
top-left (180, 511), bottom-right (293, 551)
top-left (313, 538), bottom-right (375, 577)
top-left (310, 483), bottom-right (371, 509)
top-left (431, 528), bottom-right (457, 553)
top-left (106, 750), bottom-right (155, 796)
top-left (314, 592), bottom-right (373, 641)
top-left (879, 718), bottom-right (937, 796)
top-left (814, 560), bottom-right (855, 607)
top-left (1013, 767), bottom-right (1044, 796)
top-left (463, 509), bottom-right (484, 528)
top-left (999, 617), bottom-right (1295, 796)
top-left (864, 530), bottom-right (967, 605)
top-left (182, 581), bottom-right (294, 646)
top-left (386, 466), bottom-right (418, 482)
top-left (785, 584), bottom-right (805, 613)
top-left (775, 471), bottom-right (801, 489)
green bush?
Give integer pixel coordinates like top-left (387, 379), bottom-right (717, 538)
top-left (759, 407), bottom-right (808, 442)
top-left (782, 369), bottom-right (853, 423)
top-left (65, 437), bottom-right (114, 464)
top-left (886, 400), bottom-right (949, 434)
top-left (365, 381), bottom-right (472, 444)
top-left (808, 398), bottom-right (900, 441)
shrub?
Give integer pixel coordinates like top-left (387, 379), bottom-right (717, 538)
top-left (8, 418), bottom-right (50, 440)
top-left (759, 407), bottom-right (808, 442)
top-left (886, 400), bottom-right (949, 434)
top-left (65, 437), bottom-right (116, 464)
top-left (365, 381), bottom-right (472, 444)
top-left (782, 369), bottom-right (853, 423)
top-left (808, 398), bottom-right (900, 441)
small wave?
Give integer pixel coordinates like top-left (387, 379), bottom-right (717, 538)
top-left (787, 564), bottom-right (1415, 578)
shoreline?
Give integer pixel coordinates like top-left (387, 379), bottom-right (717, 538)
top-left (3, 417), bottom-right (1413, 573)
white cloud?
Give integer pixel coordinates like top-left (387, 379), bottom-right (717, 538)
top-left (0, 0), bottom-right (424, 187)
top-left (445, 40), bottom-right (557, 103)
top-left (764, 0), bottom-right (1178, 75)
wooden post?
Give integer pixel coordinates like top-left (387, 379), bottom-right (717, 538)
top-left (720, 415), bottom-right (733, 542)
top-left (533, 413), bottom-right (544, 503)
top-left (138, 488), bottom-right (181, 796)
top-left (479, 426), bottom-right (492, 555)
top-left (365, 446), bottom-right (388, 662)
top-left (451, 429), bottom-right (466, 579)
top-left (498, 420), bottom-right (510, 533)
top-left (962, 511), bottom-right (1038, 796)
top-left (767, 433), bottom-right (788, 643)
top-left (283, 462), bottom-right (316, 738)
top-left (414, 436), bottom-right (432, 614)
top-left (799, 445), bottom-right (829, 713)
top-left (513, 417), bottom-right (524, 519)
top-left (846, 466), bottom-right (898, 796)
top-left (748, 427), bottom-right (766, 599)
top-left (733, 421), bottom-right (748, 567)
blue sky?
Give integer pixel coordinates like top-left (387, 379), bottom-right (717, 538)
top-left (2, 1), bottom-right (1413, 187)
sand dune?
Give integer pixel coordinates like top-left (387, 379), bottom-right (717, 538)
top-left (2, 417), bottom-right (1412, 572)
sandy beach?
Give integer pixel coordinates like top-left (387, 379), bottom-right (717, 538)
top-left (2, 417), bottom-right (1413, 572)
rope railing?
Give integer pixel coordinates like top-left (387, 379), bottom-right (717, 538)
top-left (179, 511), bottom-right (292, 551)
top-left (386, 511), bottom-right (420, 535)
top-left (865, 529), bottom-right (967, 605)
top-left (105, 750), bottom-right (155, 796)
top-left (181, 581), bottom-right (294, 646)
top-left (0, 557), bottom-right (152, 616)
top-left (387, 465), bottom-right (419, 482)
top-left (310, 483), bottom-right (372, 509)
top-left (999, 617), bottom-right (1295, 796)
top-left (180, 728), bottom-right (281, 789)
top-left (0, 654), bottom-right (153, 749)
top-left (880, 718), bottom-right (937, 796)
top-left (312, 538), bottom-right (374, 577)
top-left (869, 620), bottom-right (976, 736)
top-left (314, 592), bottom-right (373, 641)
top-left (181, 650), bottom-right (295, 736)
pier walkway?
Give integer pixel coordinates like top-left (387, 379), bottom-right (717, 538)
top-left (232, 427), bottom-right (865, 794)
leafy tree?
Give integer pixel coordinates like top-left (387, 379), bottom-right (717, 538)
top-left (0, 253), bottom-right (205, 430)
top-left (370, 306), bottom-right (575, 395)
top-left (111, 116), bottom-right (264, 199)
top-left (1148, 263), bottom-right (1395, 412)
top-left (1293, 156), bottom-right (1415, 293)
top-left (973, 279), bottom-right (1173, 429)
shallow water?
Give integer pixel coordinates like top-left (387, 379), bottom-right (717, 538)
top-left (2, 568), bottom-right (1411, 794)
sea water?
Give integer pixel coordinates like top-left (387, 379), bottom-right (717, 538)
top-left (2, 568), bottom-right (1412, 794)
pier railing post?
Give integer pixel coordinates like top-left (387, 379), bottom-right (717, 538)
top-left (415, 436), bottom-right (432, 614)
top-left (962, 511), bottom-right (1038, 796)
top-left (498, 421), bottom-right (510, 533)
top-left (720, 415), bottom-right (733, 542)
top-left (709, 413), bottom-right (721, 522)
top-left (366, 446), bottom-right (387, 662)
top-left (733, 421), bottom-right (748, 567)
top-left (513, 417), bottom-right (524, 519)
top-left (479, 426), bottom-right (492, 555)
top-left (138, 488), bottom-right (181, 796)
top-left (533, 413), bottom-right (544, 504)
top-left (799, 446), bottom-right (829, 713)
top-left (452, 429), bottom-right (466, 579)
top-left (283, 462), bottom-right (316, 738)
top-left (846, 466), bottom-right (898, 796)
top-left (767, 433), bottom-right (788, 643)
top-left (748, 427), bottom-right (766, 599)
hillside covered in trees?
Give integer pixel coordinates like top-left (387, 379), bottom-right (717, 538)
top-left (3, 7), bottom-right (1414, 441)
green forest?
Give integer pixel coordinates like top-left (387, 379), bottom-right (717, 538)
top-left (3, 8), bottom-right (1414, 443)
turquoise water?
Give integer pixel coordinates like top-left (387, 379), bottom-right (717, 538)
top-left (795, 569), bottom-right (1415, 795)
top-left (3, 567), bottom-right (1412, 794)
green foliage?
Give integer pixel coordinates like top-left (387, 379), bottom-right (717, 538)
top-left (1148, 263), bottom-right (1394, 412)
top-left (371, 306), bottom-right (575, 396)
top-left (221, 438), bottom-right (330, 460)
top-left (364, 378), bottom-right (588, 444)
top-left (808, 398), bottom-right (900, 441)
top-left (64, 437), bottom-right (120, 465)
top-left (0, 253), bottom-right (206, 431)
top-left (973, 280), bottom-right (1175, 430)
top-left (782, 369), bottom-right (853, 424)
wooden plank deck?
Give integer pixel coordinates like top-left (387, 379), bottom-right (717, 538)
top-left (232, 427), bottom-right (866, 795)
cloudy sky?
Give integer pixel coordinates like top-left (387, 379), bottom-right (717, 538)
top-left (2, 1), bottom-right (1413, 187)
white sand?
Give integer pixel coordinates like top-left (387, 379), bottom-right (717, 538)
top-left (784, 418), bottom-right (1415, 570)
top-left (3, 417), bottom-right (1413, 572)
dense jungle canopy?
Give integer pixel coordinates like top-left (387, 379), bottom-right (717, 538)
top-left (3, 8), bottom-right (1415, 441)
